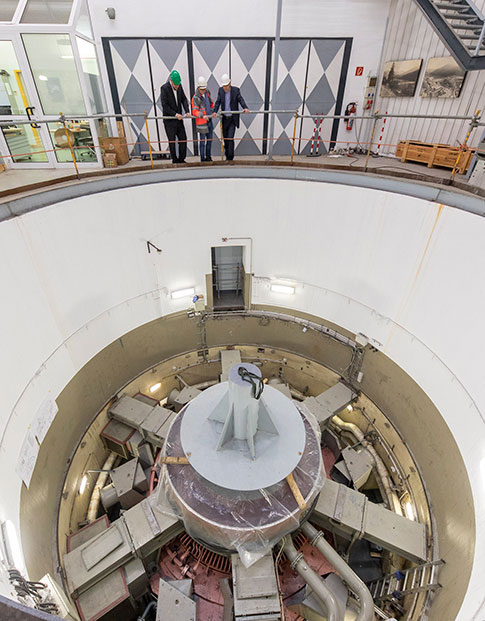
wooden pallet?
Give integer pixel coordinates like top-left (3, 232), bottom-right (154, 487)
top-left (141, 150), bottom-right (170, 161)
top-left (396, 140), bottom-right (475, 174)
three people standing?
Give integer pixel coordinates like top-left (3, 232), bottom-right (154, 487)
top-left (161, 70), bottom-right (249, 163)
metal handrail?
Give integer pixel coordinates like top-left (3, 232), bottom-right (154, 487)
top-left (0, 109), bottom-right (481, 182)
top-left (1, 110), bottom-right (482, 129)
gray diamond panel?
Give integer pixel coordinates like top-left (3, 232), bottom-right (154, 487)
top-left (150, 39), bottom-right (185, 74)
top-left (232, 39), bottom-right (266, 72)
top-left (111, 39), bottom-right (146, 73)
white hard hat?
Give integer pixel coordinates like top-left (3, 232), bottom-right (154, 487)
top-left (221, 73), bottom-right (231, 86)
top-left (197, 76), bottom-right (207, 88)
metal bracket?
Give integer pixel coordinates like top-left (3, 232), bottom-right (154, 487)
top-left (146, 241), bottom-right (162, 254)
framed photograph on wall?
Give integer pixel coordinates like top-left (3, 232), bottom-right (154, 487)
top-left (420, 56), bottom-right (466, 98)
top-left (380, 59), bottom-right (423, 97)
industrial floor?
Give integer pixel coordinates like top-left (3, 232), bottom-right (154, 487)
top-left (0, 152), bottom-right (473, 198)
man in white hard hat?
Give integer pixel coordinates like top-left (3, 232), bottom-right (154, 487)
top-left (213, 74), bottom-right (249, 161)
top-left (191, 76), bottom-right (214, 162)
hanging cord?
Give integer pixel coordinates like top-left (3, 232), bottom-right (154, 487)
top-left (238, 367), bottom-right (264, 399)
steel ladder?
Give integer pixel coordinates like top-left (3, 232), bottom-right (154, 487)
top-left (367, 560), bottom-right (444, 604)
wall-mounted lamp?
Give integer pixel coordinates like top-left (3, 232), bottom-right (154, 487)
top-left (149, 382), bottom-right (162, 393)
top-left (1, 520), bottom-right (24, 570)
top-left (106, 7), bottom-right (116, 19)
top-left (171, 287), bottom-right (195, 299)
top-left (270, 283), bottom-right (295, 295)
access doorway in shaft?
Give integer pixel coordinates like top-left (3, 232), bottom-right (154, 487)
top-left (211, 245), bottom-right (245, 310)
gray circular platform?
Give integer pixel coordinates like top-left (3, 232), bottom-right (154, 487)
top-left (180, 382), bottom-right (306, 491)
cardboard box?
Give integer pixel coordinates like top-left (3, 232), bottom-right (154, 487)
top-left (0, 163), bottom-right (5, 174)
top-left (103, 153), bottom-right (118, 168)
top-left (99, 136), bottom-right (129, 165)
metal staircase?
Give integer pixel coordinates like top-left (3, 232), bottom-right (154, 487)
top-left (367, 560), bottom-right (445, 605)
top-left (413, 0), bottom-right (485, 70)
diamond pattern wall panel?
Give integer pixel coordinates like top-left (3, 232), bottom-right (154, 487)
top-left (271, 39), bottom-right (309, 155)
top-left (231, 39), bottom-right (267, 156)
top-left (110, 39), bottom-right (154, 156)
top-left (148, 39), bottom-right (192, 155)
top-left (300, 40), bottom-right (345, 155)
top-left (105, 37), bottom-right (348, 160)
top-left (192, 39), bottom-right (230, 157)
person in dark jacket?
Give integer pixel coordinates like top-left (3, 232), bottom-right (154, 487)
top-left (160, 70), bottom-right (190, 164)
top-left (213, 74), bottom-right (249, 161)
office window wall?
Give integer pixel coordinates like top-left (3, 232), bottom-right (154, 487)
top-left (22, 33), bottom-right (86, 115)
top-left (77, 37), bottom-right (106, 114)
top-left (20, 0), bottom-right (73, 24)
top-left (0, 0), bottom-right (20, 22)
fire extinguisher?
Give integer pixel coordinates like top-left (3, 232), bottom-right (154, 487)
top-left (344, 102), bottom-right (357, 130)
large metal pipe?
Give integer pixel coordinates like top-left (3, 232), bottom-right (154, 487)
top-left (86, 451), bottom-right (117, 523)
top-left (301, 522), bottom-right (374, 621)
top-left (282, 536), bottom-right (339, 621)
top-left (332, 415), bottom-right (402, 515)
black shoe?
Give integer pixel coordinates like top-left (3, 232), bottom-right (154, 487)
top-left (205, 157), bottom-right (213, 162)
top-left (177, 159), bottom-right (186, 164)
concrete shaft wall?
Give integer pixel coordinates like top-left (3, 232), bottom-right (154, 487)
top-left (0, 172), bottom-right (483, 619)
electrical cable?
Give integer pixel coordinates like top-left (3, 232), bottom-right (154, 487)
top-left (238, 367), bottom-right (264, 399)
top-left (8, 569), bottom-right (60, 615)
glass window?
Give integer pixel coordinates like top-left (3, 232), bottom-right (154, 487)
top-left (48, 120), bottom-right (96, 163)
top-left (75, 0), bottom-right (93, 39)
top-left (1, 124), bottom-right (48, 163)
top-left (95, 117), bottom-right (111, 140)
top-left (77, 38), bottom-right (107, 113)
top-left (21, 0), bottom-right (73, 24)
top-left (0, 1), bottom-right (20, 22)
top-left (0, 41), bottom-right (32, 115)
top-left (22, 34), bottom-right (86, 115)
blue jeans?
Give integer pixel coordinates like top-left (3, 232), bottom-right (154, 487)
top-left (199, 121), bottom-right (213, 160)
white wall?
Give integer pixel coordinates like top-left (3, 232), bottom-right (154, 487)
top-left (1, 177), bottom-right (485, 619)
top-left (87, 0), bottom-right (391, 148)
top-left (375, 0), bottom-right (485, 153)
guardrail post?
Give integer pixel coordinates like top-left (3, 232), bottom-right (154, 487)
top-left (144, 112), bottom-right (154, 169)
top-left (451, 108), bottom-right (481, 181)
top-left (220, 113), bottom-right (224, 161)
top-left (365, 112), bottom-right (380, 171)
top-left (60, 112), bottom-right (79, 177)
top-left (290, 111), bottom-right (299, 163)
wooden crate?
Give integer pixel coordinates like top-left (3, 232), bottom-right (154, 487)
top-left (396, 140), bottom-right (475, 174)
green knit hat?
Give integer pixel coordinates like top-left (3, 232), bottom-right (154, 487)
top-left (170, 70), bottom-right (181, 85)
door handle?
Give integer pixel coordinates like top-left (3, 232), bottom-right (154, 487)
top-left (25, 106), bottom-right (40, 128)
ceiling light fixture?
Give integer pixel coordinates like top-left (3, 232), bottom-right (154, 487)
top-left (149, 382), bottom-right (162, 393)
